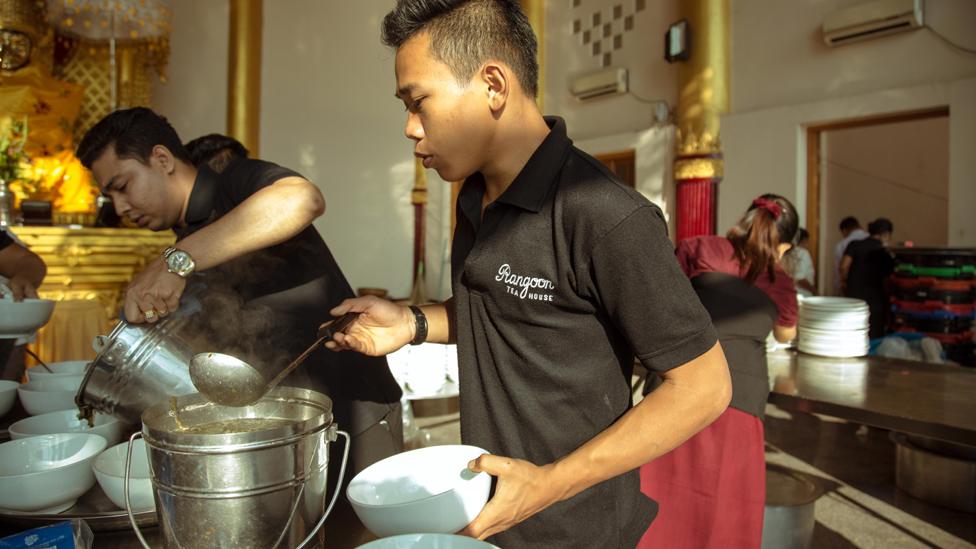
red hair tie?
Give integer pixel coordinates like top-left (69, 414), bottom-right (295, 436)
top-left (752, 197), bottom-right (782, 220)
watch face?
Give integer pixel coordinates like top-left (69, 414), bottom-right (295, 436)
top-left (167, 250), bottom-right (194, 275)
top-left (0, 29), bottom-right (32, 71)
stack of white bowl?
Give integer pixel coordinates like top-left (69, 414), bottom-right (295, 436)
top-left (797, 297), bottom-right (870, 358)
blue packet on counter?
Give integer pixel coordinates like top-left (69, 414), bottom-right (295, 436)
top-left (0, 520), bottom-right (93, 549)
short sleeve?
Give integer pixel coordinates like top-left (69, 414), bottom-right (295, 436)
top-left (223, 159), bottom-right (305, 206)
top-left (0, 229), bottom-right (12, 252)
top-left (584, 206), bottom-right (718, 373)
top-left (768, 270), bottom-right (798, 327)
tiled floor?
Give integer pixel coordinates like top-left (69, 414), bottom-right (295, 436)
top-left (406, 398), bottom-right (976, 548)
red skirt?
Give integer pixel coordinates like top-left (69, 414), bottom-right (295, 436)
top-left (637, 407), bottom-right (765, 549)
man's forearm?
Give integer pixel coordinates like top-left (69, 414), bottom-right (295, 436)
top-left (0, 246), bottom-right (46, 288)
top-left (175, 177), bottom-right (324, 271)
top-left (547, 342), bottom-right (730, 502)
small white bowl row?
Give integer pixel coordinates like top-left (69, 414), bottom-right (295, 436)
top-left (0, 433), bottom-right (153, 514)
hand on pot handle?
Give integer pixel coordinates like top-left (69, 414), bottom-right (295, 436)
top-left (324, 296), bottom-right (415, 356)
top-left (123, 258), bottom-right (185, 324)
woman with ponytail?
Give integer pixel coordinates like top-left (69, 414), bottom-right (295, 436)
top-left (639, 194), bottom-right (799, 549)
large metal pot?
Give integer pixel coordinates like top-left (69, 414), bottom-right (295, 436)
top-left (893, 432), bottom-right (976, 513)
top-left (761, 464), bottom-right (825, 549)
top-left (133, 387), bottom-right (340, 549)
top-left (75, 315), bottom-right (199, 424)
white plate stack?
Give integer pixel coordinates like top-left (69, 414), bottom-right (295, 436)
top-left (797, 297), bottom-right (870, 358)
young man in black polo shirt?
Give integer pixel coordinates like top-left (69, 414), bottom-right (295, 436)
top-left (76, 109), bottom-right (404, 530)
top-left (328, 1), bottom-right (732, 546)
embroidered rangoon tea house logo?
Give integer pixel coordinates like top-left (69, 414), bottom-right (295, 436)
top-left (495, 264), bottom-right (556, 302)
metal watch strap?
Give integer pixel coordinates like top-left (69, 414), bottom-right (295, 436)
top-left (408, 306), bottom-right (428, 346)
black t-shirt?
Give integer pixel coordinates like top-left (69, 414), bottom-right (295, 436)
top-left (843, 237), bottom-right (894, 298)
top-left (174, 159), bottom-right (402, 436)
top-left (451, 117), bottom-right (718, 548)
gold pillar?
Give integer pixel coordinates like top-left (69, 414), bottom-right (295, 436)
top-left (117, 46), bottom-right (136, 108)
top-left (673, 0), bottom-right (730, 240)
top-left (674, 0), bottom-right (729, 180)
top-left (227, 0), bottom-right (262, 156)
top-left (519, 0), bottom-right (545, 111)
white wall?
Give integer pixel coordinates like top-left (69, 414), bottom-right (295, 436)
top-left (722, 0), bottom-right (976, 248)
top-left (151, 0), bottom-right (228, 141)
top-left (153, 0), bottom-right (448, 299)
top-left (544, 0), bottom-right (679, 141)
top-left (731, 0), bottom-right (976, 114)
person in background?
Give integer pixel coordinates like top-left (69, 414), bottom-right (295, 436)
top-left (184, 133), bottom-right (249, 173)
top-left (835, 216), bottom-right (868, 294)
top-left (841, 217), bottom-right (895, 339)
top-left (783, 228), bottom-right (816, 297)
top-left (327, 1), bottom-right (731, 546)
top-left (639, 194), bottom-right (799, 549)
top-left (0, 228), bottom-right (47, 380)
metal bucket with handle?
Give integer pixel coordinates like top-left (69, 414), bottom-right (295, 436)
top-left (123, 387), bottom-right (350, 549)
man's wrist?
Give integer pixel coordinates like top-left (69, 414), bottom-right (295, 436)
top-left (408, 305), bottom-right (428, 345)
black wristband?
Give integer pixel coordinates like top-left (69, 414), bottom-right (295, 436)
top-left (409, 306), bottom-right (428, 346)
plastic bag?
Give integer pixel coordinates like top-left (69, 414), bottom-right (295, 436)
top-left (0, 520), bottom-right (93, 549)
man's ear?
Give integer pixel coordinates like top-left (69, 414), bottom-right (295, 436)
top-left (150, 145), bottom-right (176, 175)
top-left (482, 63), bottom-right (509, 113)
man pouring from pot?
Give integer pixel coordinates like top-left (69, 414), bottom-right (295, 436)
top-left (75, 109), bottom-right (404, 526)
top-left (326, 1), bottom-right (732, 547)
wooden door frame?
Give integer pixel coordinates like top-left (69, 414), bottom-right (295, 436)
top-left (804, 106), bottom-right (949, 291)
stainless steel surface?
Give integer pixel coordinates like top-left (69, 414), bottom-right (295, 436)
top-left (76, 316), bottom-right (199, 424)
top-left (0, 482), bottom-right (157, 532)
top-left (141, 387), bottom-right (336, 549)
top-left (189, 313), bottom-right (358, 407)
top-left (767, 349), bottom-right (976, 446)
top-left (761, 465), bottom-right (823, 549)
top-left (188, 352), bottom-right (267, 407)
top-left (893, 432), bottom-right (976, 513)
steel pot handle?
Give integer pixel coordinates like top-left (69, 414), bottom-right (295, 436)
top-left (125, 431), bottom-right (153, 549)
top-left (295, 428), bottom-right (352, 549)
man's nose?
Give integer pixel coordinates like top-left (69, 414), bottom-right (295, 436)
top-left (404, 113), bottom-right (424, 142)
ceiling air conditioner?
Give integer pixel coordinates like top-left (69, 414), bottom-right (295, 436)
top-left (570, 67), bottom-right (628, 100)
top-left (823, 0), bottom-right (922, 47)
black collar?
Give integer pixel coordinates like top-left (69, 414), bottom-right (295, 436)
top-left (181, 165), bottom-right (220, 233)
top-left (458, 116), bottom-right (572, 226)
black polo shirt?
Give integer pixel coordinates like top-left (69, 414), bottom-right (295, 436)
top-left (174, 159), bottom-right (402, 437)
top-left (452, 117), bottom-right (718, 548)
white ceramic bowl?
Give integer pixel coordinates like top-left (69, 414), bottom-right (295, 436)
top-left (26, 360), bottom-right (90, 382)
top-left (0, 298), bottom-right (55, 338)
top-left (93, 439), bottom-right (155, 511)
top-left (17, 376), bottom-right (84, 416)
top-left (0, 380), bottom-right (18, 418)
top-left (9, 409), bottom-right (126, 446)
top-left (0, 433), bottom-right (107, 513)
top-left (347, 445), bottom-right (491, 538)
top-left (357, 534), bottom-right (499, 549)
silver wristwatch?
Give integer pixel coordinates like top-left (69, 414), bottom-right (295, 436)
top-left (163, 246), bottom-right (196, 278)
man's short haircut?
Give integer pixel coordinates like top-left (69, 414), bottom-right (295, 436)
top-left (868, 217), bottom-right (894, 236)
top-left (839, 216), bottom-right (861, 232)
top-left (381, 0), bottom-right (539, 98)
top-left (185, 134), bottom-right (250, 173)
top-left (76, 107), bottom-right (192, 169)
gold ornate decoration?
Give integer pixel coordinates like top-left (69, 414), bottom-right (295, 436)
top-left (9, 225), bottom-right (176, 320)
top-left (47, 0), bottom-right (171, 115)
top-left (674, 156), bottom-right (723, 180)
